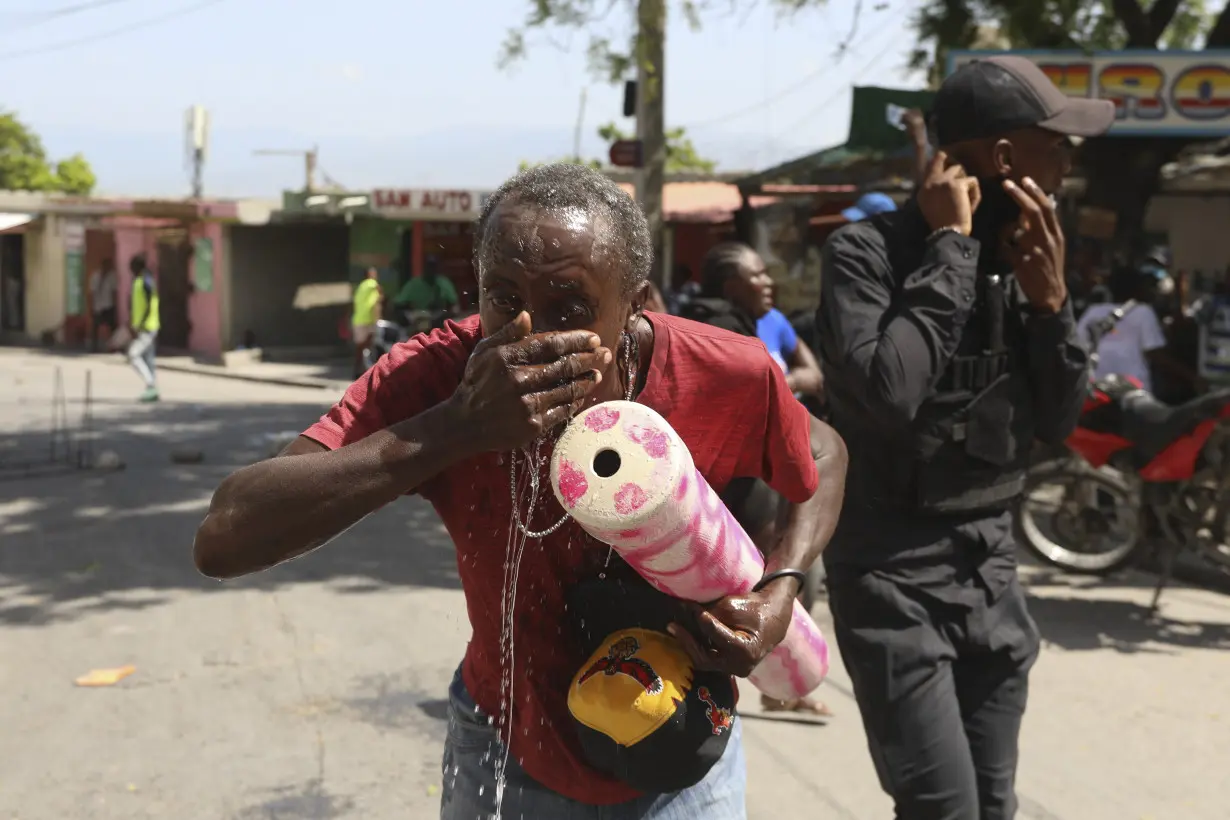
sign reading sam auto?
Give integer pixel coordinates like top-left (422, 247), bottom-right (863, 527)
top-left (372, 189), bottom-right (491, 219)
top-left (947, 50), bottom-right (1230, 136)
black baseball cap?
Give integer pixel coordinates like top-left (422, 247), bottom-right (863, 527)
top-left (932, 55), bottom-right (1116, 146)
top-left (566, 577), bottom-right (736, 794)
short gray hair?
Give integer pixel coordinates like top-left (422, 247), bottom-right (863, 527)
top-left (473, 163), bottom-right (652, 294)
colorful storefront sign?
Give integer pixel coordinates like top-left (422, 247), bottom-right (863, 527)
top-left (371, 189), bottom-right (490, 220)
top-left (947, 50), bottom-right (1230, 136)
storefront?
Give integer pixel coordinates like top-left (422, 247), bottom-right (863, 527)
top-left (357, 188), bottom-right (491, 309)
top-left (734, 85), bottom-right (932, 314)
top-left (948, 49), bottom-right (1230, 280)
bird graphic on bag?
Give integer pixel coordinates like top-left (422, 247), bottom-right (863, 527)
top-left (577, 636), bottom-right (664, 695)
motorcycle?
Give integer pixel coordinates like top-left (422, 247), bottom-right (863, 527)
top-left (364, 308), bottom-right (454, 370)
top-left (1015, 373), bottom-right (1230, 610)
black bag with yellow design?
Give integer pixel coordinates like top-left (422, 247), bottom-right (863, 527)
top-left (567, 577), bottom-right (736, 794)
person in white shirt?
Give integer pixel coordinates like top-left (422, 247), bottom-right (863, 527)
top-left (1076, 268), bottom-right (1194, 395)
top-left (89, 258), bottom-right (118, 352)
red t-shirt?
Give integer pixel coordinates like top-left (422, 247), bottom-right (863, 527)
top-left (303, 312), bottom-right (818, 805)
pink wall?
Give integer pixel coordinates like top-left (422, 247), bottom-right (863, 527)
top-left (187, 220), bottom-right (224, 359)
top-left (109, 216), bottom-right (225, 359)
top-left (112, 222), bottom-right (159, 330)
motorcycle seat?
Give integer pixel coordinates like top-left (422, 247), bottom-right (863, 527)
top-left (1119, 387), bottom-right (1230, 457)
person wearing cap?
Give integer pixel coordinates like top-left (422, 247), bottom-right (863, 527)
top-left (841, 191), bottom-right (897, 223)
top-left (816, 55), bottom-right (1113, 818)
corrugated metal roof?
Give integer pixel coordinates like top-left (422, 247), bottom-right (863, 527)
top-left (616, 181), bottom-right (777, 224)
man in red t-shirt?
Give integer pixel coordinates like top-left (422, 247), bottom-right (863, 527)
top-left (193, 164), bottom-right (848, 819)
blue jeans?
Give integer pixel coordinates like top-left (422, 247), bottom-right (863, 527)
top-left (440, 668), bottom-right (747, 820)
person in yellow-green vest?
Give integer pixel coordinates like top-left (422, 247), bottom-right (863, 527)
top-left (127, 253), bottom-right (160, 403)
top-left (351, 266), bottom-right (383, 377)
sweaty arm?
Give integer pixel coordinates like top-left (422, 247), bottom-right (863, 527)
top-left (1024, 299), bottom-right (1089, 444)
top-left (816, 225), bottom-right (979, 429)
top-left (192, 399), bottom-right (475, 580)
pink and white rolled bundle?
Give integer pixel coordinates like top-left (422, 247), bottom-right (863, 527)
top-left (549, 400), bottom-right (829, 701)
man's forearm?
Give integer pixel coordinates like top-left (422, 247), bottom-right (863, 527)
top-left (762, 418), bottom-right (848, 589)
top-left (193, 399), bottom-right (475, 579)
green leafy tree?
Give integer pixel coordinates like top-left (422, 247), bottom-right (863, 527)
top-left (518, 156), bottom-right (604, 171)
top-left (499, 1), bottom-right (822, 284)
top-left (0, 112), bottom-right (97, 195)
top-left (910, 0), bottom-right (1230, 254)
top-left (596, 121), bottom-right (717, 173)
top-left (518, 121), bottom-right (716, 174)
top-left (52, 154), bottom-right (97, 196)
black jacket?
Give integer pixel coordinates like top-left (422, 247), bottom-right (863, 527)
top-left (678, 297), bottom-right (758, 337)
top-left (816, 200), bottom-right (1088, 519)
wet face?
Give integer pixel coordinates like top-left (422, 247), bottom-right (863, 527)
top-left (478, 202), bottom-right (639, 383)
top-left (725, 249), bottom-right (774, 318)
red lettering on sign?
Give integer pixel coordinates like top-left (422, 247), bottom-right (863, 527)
top-left (1039, 62), bottom-right (1092, 98)
top-left (373, 189), bottom-right (479, 213)
top-left (1171, 64), bottom-right (1230, 121)
top-left (1098, 63), bottom-right (1167, 120)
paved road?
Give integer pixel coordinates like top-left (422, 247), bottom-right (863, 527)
top-left (2, 349), bottom-right (1229, 819)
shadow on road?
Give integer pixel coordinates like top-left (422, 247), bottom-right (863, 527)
top-left (1022, 569), bottom-right (1230, 654)
top-left (0, 400), bottom-right (461, 627)
top-left (232, 778), bottom-right (355, 820)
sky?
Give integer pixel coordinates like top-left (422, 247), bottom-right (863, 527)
top-left (0, 0), bottom-right (928, 198)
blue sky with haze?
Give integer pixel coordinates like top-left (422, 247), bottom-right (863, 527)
top-left (0, 0), bottom-right (925, 197)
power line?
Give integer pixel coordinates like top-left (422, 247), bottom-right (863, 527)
top-left (684, 62), bottom-right (835, 131)
top-left (777, 32), bottom-right (907, 137)
top-left (2, 0), bottom-right (137, 31)
top-left (681, 12), bottom-right (898, 132)
top-left (0, 0), bottom-right (224, 61)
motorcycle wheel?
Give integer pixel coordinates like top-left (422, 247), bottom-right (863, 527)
top-left (1015, 462), bottom-right (1144, 575)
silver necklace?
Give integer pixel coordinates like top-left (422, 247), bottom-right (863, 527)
top-left (509, 325), bottom-right (640, 539)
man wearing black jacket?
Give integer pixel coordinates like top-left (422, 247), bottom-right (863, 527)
top-left (816, 56), bottom-right (1113, 819)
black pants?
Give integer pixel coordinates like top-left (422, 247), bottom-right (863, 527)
top-left (93, 307), bottom-right (117, 349)
top-left (827, 564), bottom-right (1040, 820)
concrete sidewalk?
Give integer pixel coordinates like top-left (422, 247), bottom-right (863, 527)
top-left (11, 347), bottom-right (354, 391)
top-left (155, 355), bottom-right (352, 391)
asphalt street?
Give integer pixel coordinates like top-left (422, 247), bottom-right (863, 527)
top-left (2, 348), bottom-right (1229, 819)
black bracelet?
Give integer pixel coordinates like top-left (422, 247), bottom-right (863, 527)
top-left (752, 569), bottom-right (808, 594)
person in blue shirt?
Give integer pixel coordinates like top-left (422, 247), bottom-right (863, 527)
top-left (681, 242), bottom-right (824, 400)
top-left (681, 241), bottom-right (831, 720)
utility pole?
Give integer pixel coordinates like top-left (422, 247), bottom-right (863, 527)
top-left (573, 87), bottom-right (588, 162)
top-left (254, 146), bottom-right (319, 192)
top-left (635, 0), bottom-right (667, 289)
top-left (185, 105), bottom-right (210, 200)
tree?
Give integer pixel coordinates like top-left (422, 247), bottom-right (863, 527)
top-left (498, 0), bottom-right (823, 284)
top-left (0, 112), bottom-right (96, 195)
top-left (518, 121), bottom-right (716, 172)
top-left (909, 0), bottom-right (1230, 256)
top-left (518, 156), bottom-right (604, 171)
top-left (597, 121), bottom-right (717, 173)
